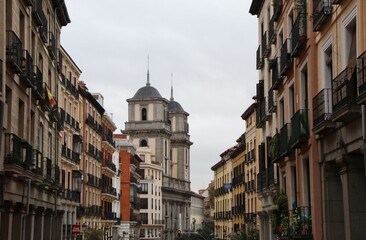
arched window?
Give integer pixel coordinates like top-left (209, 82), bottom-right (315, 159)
top-left (141, 108), bottom-right (147, 121)
top-left (140, 139), bottom-right (148, 147)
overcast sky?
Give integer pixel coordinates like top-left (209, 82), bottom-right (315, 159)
top-left (62, 0), bottom-right (258, 192)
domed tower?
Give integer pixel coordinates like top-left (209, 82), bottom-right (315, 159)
top-left (162, 84), bottom-right (193, 240)
top-left (167, 85), bottom-right (192, 181)
top-left (124, 70), bottom-right (170, 239)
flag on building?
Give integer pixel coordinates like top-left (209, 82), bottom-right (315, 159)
top-left (45, 85), bottom-right (57, 106)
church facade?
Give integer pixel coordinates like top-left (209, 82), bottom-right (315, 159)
top-left (124, 73), bottom-right (193, 240)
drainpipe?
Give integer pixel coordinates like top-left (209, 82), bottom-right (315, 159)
top-left (362, 105), bottom-right (366, 177)
top-left (22, 179), bottom-right (31, 240)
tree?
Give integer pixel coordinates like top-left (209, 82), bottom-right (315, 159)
top-left (197, 220), bottom-right (214, 240)
top-left (83, 228), bottom-right (104, 240)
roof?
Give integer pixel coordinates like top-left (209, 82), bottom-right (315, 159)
top-left (168, 100), bottom-right (185, 112)
top-left (249, 0), bottom-right (265, 16)
top-left (132, 85), bottom-right (162, 99)
top-left (241, 102), bottom-right (256, 120)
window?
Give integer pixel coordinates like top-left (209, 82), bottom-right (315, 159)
top-left (289, 84), bottom-right (295, 117)
top-left (141, 107), bottom-right (147, 121)
top-left (300, 64), bottom-right (308, 109)
top-left (141, 183), bottom-right (148, 194)
top-left (140, 139), bottom-right (148, 147)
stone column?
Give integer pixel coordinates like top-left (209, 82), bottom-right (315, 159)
top-left (0, 203), bottom-right (14, 240)
top-left (25, 205), bottom-right (36, 240)
top-left (34, 207), bottom-right (45, 240)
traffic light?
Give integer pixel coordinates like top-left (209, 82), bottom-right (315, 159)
top-left (177, 230), bottom-right (182, 238)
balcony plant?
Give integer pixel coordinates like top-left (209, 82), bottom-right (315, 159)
top-left (272, 191), bottom-right (288, 237)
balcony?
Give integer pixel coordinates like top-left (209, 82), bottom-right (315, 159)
top-left (257, 165), bottom-right (279, 193)
top-left (290, 109), bottom-right (309, 149)
top-left (104, 211), bottom-right (117, 220)
top-left (244, 213), bottom-right (256, 223)
top-left (256, 46), bottom-right (263, 70)
top-left (280, 39), bottom-right (292, 76)
top-left (32, 0), bottom-right (44, 26)
top-left (102, 185), bottom-right (117, 198)
top-left (63, 189), bottom-right (81, 202)
top-left (291, 13), bottom-right (307, 57)
top-left (268, 87), bottom-right (277, 113)
top-left (262, 31), bottom-right (270, 58)
top-left (21, 51), bottom-right (34, 88)
top-left (4, 133), bottom-right (33, 173)
top-left (273, 206), bottom-right (312, 239)
top-left (313, 0), bottom-right (332, 31)
top-left (39, 13), bottom-right (48, 43)
top-left (86, 173), bottom-right (102, 188)
top-left (49, 106), bottom-right (60, 122)
top-left (32, 149), bottom-right (43, 176)
top-left (48, 32), bottom-right (57, 60)
top-left (39, 83), bottom-right (52, 111)
top-left (357, 51), bottom-right (366, 104)
top-left (32, 66), bottom-right (44, 100)
top-left (272, 58), bottom-right (283, 90)
top-left (256, 99), bottom-right (270, 128)
top-left (272, 1), bottom-right (283, 22)
top-left (332, 67), bottom-right (359, 122)
top-left (103, 160), bottom-right (117, 175)
top-left (269, 15), bottom-right (276, 44)
top-left (269, 133), bottom-right (280, 163)
top-left (279, 123), bottom-right (291, 157)
top-left (313, 88), bottom-right (335, 134)
top-left (6, 30), bottom-right (23, 74)
top-left (246, 149), bottom-right (256, 164)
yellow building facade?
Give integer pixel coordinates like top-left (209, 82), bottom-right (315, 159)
top-left (211, 147), bottom-right (234, 239)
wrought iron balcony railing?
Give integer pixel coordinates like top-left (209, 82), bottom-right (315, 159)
top-left (272, 58), bottom-right (283, 90)
top-left (262, 31), bottom-right (270, 58)
top-left (21, 50), bottom-right (34, 88)
top-left (269, 15), bottom-right (276, 44)
top-left (332, 67), bottom-right (357, 112)
top-left (32, 66), bottom-right (44, 100)
top-left (272, 0), bottom-right (283, 22)
top-left (290, 109), bottom-right (309, 149)
top-left (39, 12), bottom-right (48, 43)
top-left (313, 0), bottom-right (332, 31)
top-left (280, 39), bottom-right (292, 76)
top-left (313, 88), bottom-right (332, 128)
top-left (279, 123), bottom-right (291, 157)
top-left (32, 0), bottom-right (44, 26)
top-left (256, 45), bottom-right (263, 70)
top-left (6, 30), bottom-right (23, 74)
top-left (268, 87), bottom-right (277, 113)
top-left (291, 13), bottom-right (307, 57)
top-left (4, 133), bottom-right (32, 169)
top-left (357, 51), bottom-right (366, 99)
top-left (48, 32), bottom-right (57, 60)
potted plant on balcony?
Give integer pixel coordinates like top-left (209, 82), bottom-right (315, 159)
top-left (272, 191), bottom-right (289, 238)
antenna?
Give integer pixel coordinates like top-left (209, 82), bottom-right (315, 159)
top-left (170, 73), bottom-right (174, 100)
top-left (146, 55), bottom-right (150, 86)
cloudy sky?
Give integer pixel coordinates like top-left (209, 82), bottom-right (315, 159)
top-left (62, 0), bottom-right (258, 192)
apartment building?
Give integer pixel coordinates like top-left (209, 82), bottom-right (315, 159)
top-left (114, 133), bottom-right (143, 240)
top-left (311, 0), bottom-right (366, 239)
top-left (77, 82), bottom-right (105, 229)
top-left (211, 147), bottom-right (234, 240)
top-left (230, 134), bottom-right (246, 233)
top-left (100, 111), bottom-right (118, 233)
top-left (241, 103), bottom-right (262, 235)
top-left (249, 0), bottom-right (366, 240)
top-left (59, 46), bottom-right (83, 239)
top-left (250, 0), bottom-right (315, 239)
top-left (0, 0), bottom-right (70, 239)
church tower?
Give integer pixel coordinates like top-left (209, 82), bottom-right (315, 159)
top-left (124, 70), bottom-right (170, 239)
top-left (124, 69), bottom-right (192, 240)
